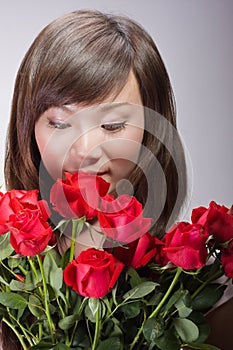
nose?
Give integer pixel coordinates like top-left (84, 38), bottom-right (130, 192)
top-left (68, 131), bottom-right (103, 169)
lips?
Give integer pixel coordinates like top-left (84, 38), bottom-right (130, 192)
top-left (64, 169), bottom-right (108, 176)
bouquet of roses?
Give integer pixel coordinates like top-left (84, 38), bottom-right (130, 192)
top-left (0, 172), bottom-right (232, 350)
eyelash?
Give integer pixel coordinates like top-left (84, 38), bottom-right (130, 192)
top-left (101, 122), bottom-right (127, 132)
top-left (47, 120), bottom-right (127, 131)
top-left (47, 120), bottom-right (71, 129)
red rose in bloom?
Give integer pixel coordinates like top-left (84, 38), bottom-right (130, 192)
top-left (163, 222), bottom-right (209, 270)
top-left (0, 189), bottom-right (51, 235)
top-left (191, 201), bottom-right (233, 243)
top-left (221, 241), bottom-right (233, 278)
top-left (9, 208), bottom-right (53, 256)
top-left (50, 172), bottom-right (110, 220)
top-left (108, 232), bottom-right (164, 269)
top-left (64, 248), bottom-right (124, 298)
top-left (97, 195), bottom-right (152, 244)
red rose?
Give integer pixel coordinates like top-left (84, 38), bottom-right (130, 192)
top-left (63, 248), bottom-right (124, 298)
top-left (0, 189), bottom-right (51, 235)
top-left (9, 208), bottom-right (53, 256)
top-left (163, 222), bottom-right (209, 270)
top-left (191, 201), bottom-right (233, 243)
top-left (97, 195), bottom-right (152, 244)
top-left (221, 241), bottom-right (233, 278)
top-left (50, 172), bottom-right (110, 220)
top-left (107, 232), bottom-right (164, 269)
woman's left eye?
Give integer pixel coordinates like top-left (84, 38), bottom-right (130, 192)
top-left (101, 122), bottom-right (126, 132)
top-left (48, 120), bottom-right (71, 129)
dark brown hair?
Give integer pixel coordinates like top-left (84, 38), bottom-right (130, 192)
top-left (4, 9), bottom-right (187, 237)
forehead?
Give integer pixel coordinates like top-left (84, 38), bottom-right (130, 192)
top-left (106, 71), bottom-right (142, 106)
top-left (38, 71), bottom-right (143, 120)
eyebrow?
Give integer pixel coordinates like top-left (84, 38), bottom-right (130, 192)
top-left (98, 102), bottom-right (132, 112)
top-left (59, 102), bottom-right (133, 115)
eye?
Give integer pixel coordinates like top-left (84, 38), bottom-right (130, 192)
top-left (48, 120), bottom-right (71, 129)
top-left (101, 122), bottom-right (126, 132)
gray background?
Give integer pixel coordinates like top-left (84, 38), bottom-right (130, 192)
top-left (0, 0), bottom-right (232, 220)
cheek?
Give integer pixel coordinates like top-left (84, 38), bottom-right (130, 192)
top-left (104, 127), bottom-right (143, 163)
top-left (41, 145), bottom-right (65, 179)
top-left (35, 129), bottom-right (68, 179)
top-left (107, 140), bottom-right (141, 163)
top-left (104, 128), bottom-right (143, 182)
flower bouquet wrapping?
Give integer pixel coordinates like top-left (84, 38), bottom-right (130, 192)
top-left (0, 172), bottom-right (233, 350)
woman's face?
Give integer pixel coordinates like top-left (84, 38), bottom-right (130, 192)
top-left (35, 72), bottom-right (144, 193)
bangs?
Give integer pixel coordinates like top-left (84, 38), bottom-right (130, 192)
top-left (29, 11), bottom-right (134, 114)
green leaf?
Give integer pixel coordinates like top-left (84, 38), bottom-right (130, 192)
top-left (188, 311), bottom-right (210, 343)
top-left (43, 251), bottom-right (63, 292)
top-left (58, 313), bottom-right (79, 330)
top-left (175, 294), bottom-right (192, 318)
top-left (88, 297), bottom-right (101, 317)
top-left (0, 276), bottom-right (9, 287)
top-left (185, 343), bottom-right (221, 350)
top-left (0, 304), bottom-right (7, 318)
top-left (123, 281), bottom-right (158, 300)
top-left (192, 284), bottom-right (226, 311)
top-left (30, 342), bottom-right (55, 349)
top-left (85, 299), bottom-right (106, 322)
top-left (153, 329), bottom-right (181, 350)
top-left (72, 218), bottom-right (85, 236)
top-left (53, 344), bottom-right (71, 350)
top-left (60, 248), bottom-right (71, 269)
top-left (71, 321), bottom-right (91, 347)
top-left (96, 337), bottom-right (122, 350)
top-left (28, 294), bottom-right (44, 318)
top-left (143, 318), bottom-right (165, 341)
top-left (127, 266), bottom-right (143, 287)
top-left (54, 218), bottom-right (71, 232)
top-left (0, 232), bottom-right (14, 260)
top-left (25, 270), bottom-right (39, 290)
top-left (148, 291), bottom-right (163, 306)
top-left (9, 279), bottom-right (26, 291)
top-left (69, 289), bottom-right (83, 314)
top-left (111, 281), bottom-right (118, 306)
top-left (8, 256), bottom-right (22, 269)
top-left (0, 292), bottom-right (28, 309)
top-left (164, 289), bottom-right (183, 313)
top-left (120, 301), bottom-right (141, 319)
top-left (174, 317), bottom-right (199, 343)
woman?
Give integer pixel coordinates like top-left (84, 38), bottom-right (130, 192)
top-left (2, 9), bottom-right (188, 349)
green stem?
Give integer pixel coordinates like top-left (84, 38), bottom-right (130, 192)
top-left (1, 260), bottom-right (26, 279)
top-left (56, 295), bottom-right (66, 319)
top-left (17, 264), bottom-right (28, 276)
top-left (2, 317), bottom-right (30, 350)
top-left (69, 219), bottom-right (78, 262)
top-left (64, 219), bottom-right (84, 345)
top-left (28, 257), bottom-right (40, 281)
top-left (65, 220), bottom-right (79, 315)
top-left (105, 290), bottom-right (141, 320)
top-left (192, 269), bottom-right (224, 299)
top-left (92, 305), bottom-right (101, 350)
top-left (149, 267), bottom-right (182, 319)
top-left (69, 218), bottom-right (85, 261)
top-left (37, 255), bottom-right (55, 342)
top-left (68, 321), bottom-right (79, 347)
top-left (129, 308), bottom-right (147, 350)
top-left (8, 311), bottom-right (37, 343)
top-left (55, 295), bottom-right (70, 346)
top-left (129, 268), bottom-right (182, 350)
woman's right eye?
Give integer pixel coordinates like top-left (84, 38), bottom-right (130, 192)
top-left (48, 120), bottom-right (71, 129)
